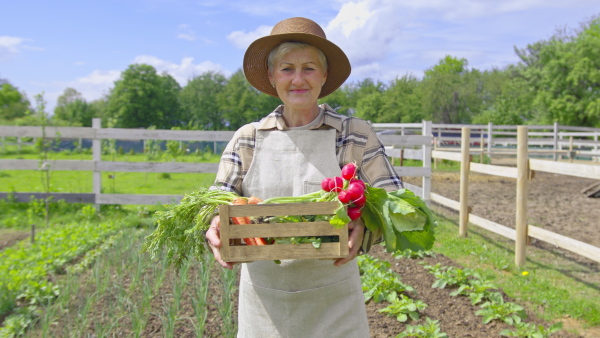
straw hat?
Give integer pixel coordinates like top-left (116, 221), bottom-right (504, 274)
top-left (243, 17), bottom-right (351, 99)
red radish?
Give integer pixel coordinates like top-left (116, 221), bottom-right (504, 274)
top-left (347, 206), bottom-right (362, 220)
top-left (321, 177), bottom-right (333, 192)
top-left (341, 162), bottom-right (357, 180)
top-left (347, 182), bottom-right (365, 200)
top-left (352, 194), bottom-right (367, 207)
top-left (350, 178), bottom-right (365, 189)
top-left (338, 190), bottom-right (351, 204)
top-left (329, 176), bottom-right (344, 193)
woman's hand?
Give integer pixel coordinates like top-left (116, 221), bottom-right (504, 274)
top-left (334, 217), bottom-right (365, 267)
top-left (205, 215), bottom-right (237, 270)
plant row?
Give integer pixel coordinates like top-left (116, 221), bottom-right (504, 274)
top-left (400, 250), bottom-right (563, 337)
top-left (358, 253), bottom-right (448, 338)
top-left (0, 220), bottom-right (121, 337)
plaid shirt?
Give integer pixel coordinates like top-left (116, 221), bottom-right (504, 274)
top-left (211, 104), bottom-right (403, 253)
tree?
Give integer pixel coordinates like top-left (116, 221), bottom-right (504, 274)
top-left (0, 82), bottom-right (31, 121)
top-left (53, 88), bottom-right (95, 126)
top-left (217, 69), bottom-right (261, 129)
top-left (180, 71), bottom-right (227, 130)
top-left (380, 74), bottom-right (424, 123)
top-left (106, 64), bottom-right (182, 129)
top-left (514, 17), bottom-right (600, 127)
top-left (420, 55), bottom-right (481, 123)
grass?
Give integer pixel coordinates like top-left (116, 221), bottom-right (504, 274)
top-left (431, 206), bottom-right (600, 329)
top-left (0, 149), bottom-right (219, 195)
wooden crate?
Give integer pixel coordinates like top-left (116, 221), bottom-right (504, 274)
top-left (219, 201), bottom-right (348, 262)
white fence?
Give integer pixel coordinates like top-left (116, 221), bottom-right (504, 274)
top-left (0, 119), bottom-right (433, 205)
top-left (2, 120), bottom-right (600, 265)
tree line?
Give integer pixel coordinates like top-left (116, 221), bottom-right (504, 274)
top-left (1, 16), bottom-right (599, 129)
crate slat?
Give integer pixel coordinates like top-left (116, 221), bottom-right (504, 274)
top-left (229, 222), bottom-right (344, 238)
top-left (228, 243), bottom-right (345, 261)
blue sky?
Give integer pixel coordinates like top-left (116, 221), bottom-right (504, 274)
top-left (1, 0), bottom-right (599, 113)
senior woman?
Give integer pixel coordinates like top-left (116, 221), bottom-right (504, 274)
top-left (206, 17), bottom-right (402, 338)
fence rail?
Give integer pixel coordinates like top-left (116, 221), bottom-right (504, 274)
top-left (0, 119), bottom-right (433, 205)
top-left (2, 120), bottom-right (599, 266)
top-left (373, 121), bottom-right (600, 162)
top-left (429, 127), bottom-right (600, 266)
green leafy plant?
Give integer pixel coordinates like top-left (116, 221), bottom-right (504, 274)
top-left (397, 317), bottom-right (448, 338)
top-left (379, 294), bottom-right (427, 322)
top-left (500, 321), bottom-right (563, 338)
top-left (476, 292), bottom-right (527, 325)
top-left (423, 264), bottom-right (479, 289)
top-left (450, 278), bottom-right (501, 305)
top-left (358, 255), bottom-right (415, 303)
top-left (393, 248), bottom-right (436, 259)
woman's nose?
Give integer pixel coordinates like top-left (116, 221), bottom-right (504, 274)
top-left (291, 70), bottom-right (304, 85)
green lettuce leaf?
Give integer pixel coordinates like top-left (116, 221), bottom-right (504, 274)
top-left (362, 186), bottom-right (437, 253)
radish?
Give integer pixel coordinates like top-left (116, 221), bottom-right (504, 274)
top-left (329, 176), bottom-right (344, 193)
top-left (352, 194), bottom-right (367, 207)
top-left (321, 177), bottom-right (333, 192)
top-left (350, 178), bottom-right (365, 189)
top-left (347, 206), bottom-right (362, 220)
top-left (341, 162), bottom-right (357, 180)
top-left (347, 181), bottom-right (365, 200)
top-left (338, 190), bottom-right (351, 204)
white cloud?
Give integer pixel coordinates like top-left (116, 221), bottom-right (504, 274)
top-left (227, 25), bottom-right (272, 49)
top-left (132, 55), bottom-right (229, 84)
top-left (176, 24), bottom-right (214, 43)
top-left (325, 0), bottom-right (403, 66)
top-left (177, 24), bottom-right (197, 41)
top-left (0, 36), bottom-right (27, 61)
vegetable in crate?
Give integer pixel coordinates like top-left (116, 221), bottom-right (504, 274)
top-left (141, 188), bottom-right (265, 271)
top-left (142, 163), bottom-right (435, 270)
top-left (263, 162), bottom-right (437, 253)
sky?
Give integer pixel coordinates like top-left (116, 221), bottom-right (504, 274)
top-left (1, 0), bottom-right (599, 113)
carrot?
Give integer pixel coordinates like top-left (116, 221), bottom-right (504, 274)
top-left (248, 196), bottom-right (263, 205)
top-left (231, 197), bottom-right (257, 245)
top-left (246, 196), bottom-right (269, 245)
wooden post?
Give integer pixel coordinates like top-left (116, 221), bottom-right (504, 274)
top-left (595, 132), bottom-right (599, 163)
top-left (553, 122), bottom-right (559, 161)
top-left (515, 126), bottom-right (529, 267)
top-left (17, 137), bottom-right (22, 153)
top-left (479, 128), bottom-right (484, 164)
top-left (422, 120), bottom-right (432, 203)
top-left (92, 118), bottom-right (102, 206)
top-left (433, 137), bottom-right (438, 169)
top-left (487, 122), bottom-right (493, 163)
top-left (459, 127), bottom-right (471, 237)
top-left (569, 136), bottom-right (574, 163)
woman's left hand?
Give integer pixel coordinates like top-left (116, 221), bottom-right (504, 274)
top-left (334, 218), bottom-right (365, 266)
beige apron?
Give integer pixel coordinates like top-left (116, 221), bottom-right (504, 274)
top-left (237, 128), bottom-right (369, 338)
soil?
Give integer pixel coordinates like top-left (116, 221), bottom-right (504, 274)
top-left (404, 169), bottom-right (600, 288)
top-left (0, 229), bottom-right (30, 251)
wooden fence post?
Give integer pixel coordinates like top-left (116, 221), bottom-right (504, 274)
top-left (487, 122), bottom-right (493, 162)
top-left (92, 118), bottom-right (102, 206)
top-left (422, 120), bottom-right (432, 203)
top-left (515, 126), bottom-right (529, 266)
top-left (553, 122), bottom-right (559, 161)
top-left (479, 128), bottom-right (484, 164)
top-left (595, 132), bottom-right (599, 162)
top-left (459, 127), bottom-right (471, 237)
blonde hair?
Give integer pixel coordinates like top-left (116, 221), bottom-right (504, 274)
top-left (267, 42), bottom-right (328, 75)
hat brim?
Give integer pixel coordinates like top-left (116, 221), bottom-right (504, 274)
top-left (243, 32), bottom-right (351, 99)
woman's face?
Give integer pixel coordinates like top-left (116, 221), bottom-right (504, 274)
top-left (268, 47), bottom-right (327, 112)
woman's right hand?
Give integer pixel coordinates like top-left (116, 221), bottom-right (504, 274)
top-left (206, 215), bottom-right (237, 270)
